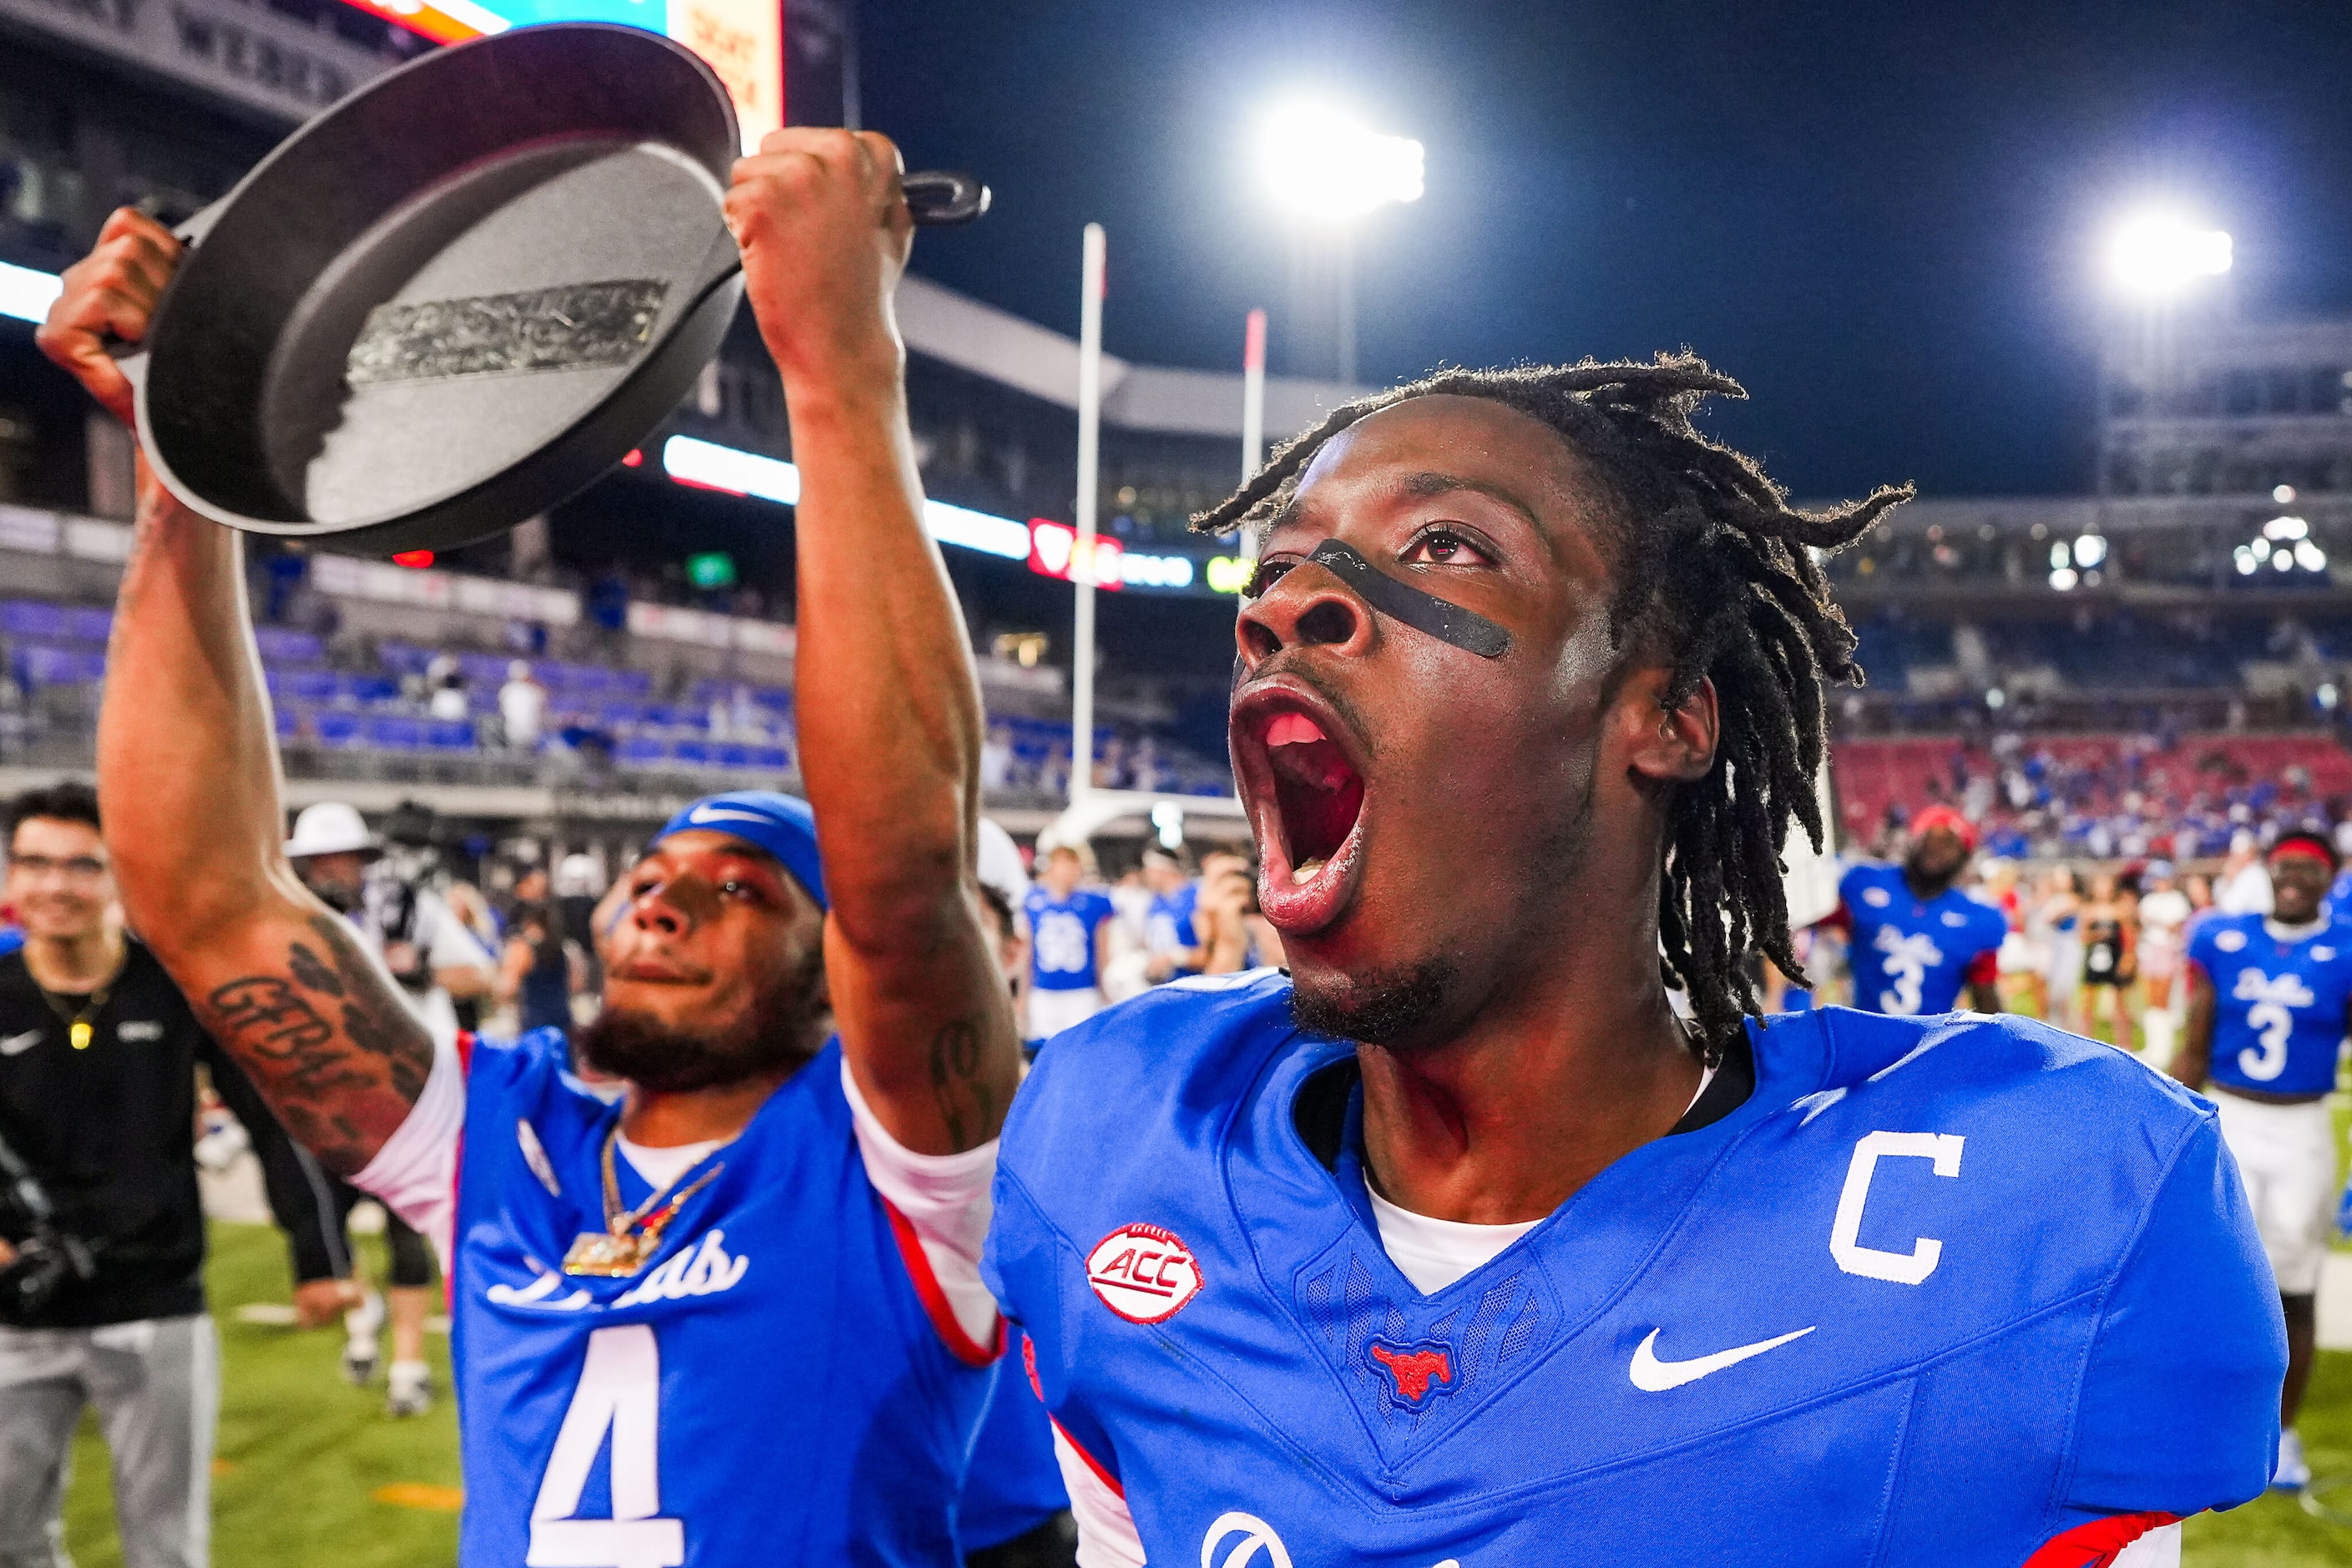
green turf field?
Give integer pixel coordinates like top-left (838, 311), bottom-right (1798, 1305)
top-left (53, 1209), bottom-right (2352, 1564)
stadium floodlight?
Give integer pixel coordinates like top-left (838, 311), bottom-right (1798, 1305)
top-left (1257, 101), bottom-right (1425, 223)
top-left (2106, 210), bottom-right (2233, 299)
top-left (2073, 534), bottom-right (2108, 569)
top-left (2264, 515), bottom-right (2309, 542)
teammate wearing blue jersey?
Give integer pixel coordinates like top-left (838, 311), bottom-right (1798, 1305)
top-left (57, 131), bottom-right (1026, 1565)
top-left (984, 361), bottom-right (2281, 1566)
top-left (1023, 847), bottom-right (1115, 1039)
top-left (1140, 852), bottom-right (1206, 984)
top-left (1826, 804), bottom-right (2006, 1017)
top-left (2170, 830), bottom-right (2352, 1493)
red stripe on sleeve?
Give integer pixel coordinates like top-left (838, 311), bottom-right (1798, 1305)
top-left (882, 1198), bottom-right (1004, 1368)
top-left (2021, 1511), bottom-right (2179, 1567)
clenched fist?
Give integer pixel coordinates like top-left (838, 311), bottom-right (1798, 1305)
top-left (35, 207), bottom-right (182, 428)
top-left (724, 129), bottom-right (913, 392)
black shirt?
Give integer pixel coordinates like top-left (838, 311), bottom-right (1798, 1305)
top-left (0, 940), bottom-right (291, 1326)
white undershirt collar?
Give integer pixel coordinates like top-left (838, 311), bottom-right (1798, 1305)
top-left (1367, 1061), bottom-right (1717, 1295)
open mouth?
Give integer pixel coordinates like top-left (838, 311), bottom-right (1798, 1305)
top-left (1234, 685), bottom-right (1368, 934)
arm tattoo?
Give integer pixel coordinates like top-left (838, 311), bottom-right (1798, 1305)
top-left (926, 1016), bottom-right (995, 1154)
top-left (200, 915), bottom-right (433, 1174)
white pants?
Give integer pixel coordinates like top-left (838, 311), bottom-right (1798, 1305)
top-left (0, 1314), bottom-right (218, 1568)
top-left (2214, 1091), bottom-right (2337, 1296)
top-left (1026, 986), bottom-right (1104, 1043)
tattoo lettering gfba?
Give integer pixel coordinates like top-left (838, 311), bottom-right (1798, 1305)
top-left (201, 914), bottom-right (433, 1173)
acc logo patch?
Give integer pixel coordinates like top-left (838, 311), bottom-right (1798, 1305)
top-left (1085, 1223), bottom-right (1204, 1323)
top-left (1861, 886), bottom-right (1892, 908)
top-left (2215, 928), bottom-right (2248, 953)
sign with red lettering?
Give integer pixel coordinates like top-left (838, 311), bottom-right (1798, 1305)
top-left (1085, 1222), bottom-right (1203, 1323)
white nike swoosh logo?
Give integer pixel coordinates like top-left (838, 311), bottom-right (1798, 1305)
top-left (0, 1029), bottom-right (43, 1055)
top-left (1629, 1325), bottom-right (1815, 1392)
top-left (686, 805), bottom-right (771, 825)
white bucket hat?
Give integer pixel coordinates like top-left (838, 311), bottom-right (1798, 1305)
top-left (284, 801), bottom-right (380, 860)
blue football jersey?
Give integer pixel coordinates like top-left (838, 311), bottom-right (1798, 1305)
top-left (985, 977), bottom-right (2282, 1565)
top-left (1024, 888), bottom-right (1115, 991)
top-left (450, 1032), bottom-right (999, 1566)
top-left (958, 1345), bottom-right (1070, 1550)
top-left (2188, 913), bottom-right (2352, 1098)
top-left (1839, 862), bottom-right (2007, 1016)
top-left (1146, 884), bottom-right (1203, 979)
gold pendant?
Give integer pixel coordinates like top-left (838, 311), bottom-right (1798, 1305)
top-left (69, 1020), bottom-right (92, 1050)
top-left (563, 1230), bottom-right (655, 1277)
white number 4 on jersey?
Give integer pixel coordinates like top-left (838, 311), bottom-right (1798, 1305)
top-left (529, 1325), bottom-right (685, 1567)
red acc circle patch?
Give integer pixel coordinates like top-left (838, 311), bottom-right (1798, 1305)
top-left (1085, 1223), bottom-right (1204, 1323)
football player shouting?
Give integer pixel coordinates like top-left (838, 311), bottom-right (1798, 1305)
top-left (985, 362), bottom-right (2281, 1567)
top-left (48, 130), bottom-right (1023, 1565)
top-left (2170, 829), bottom-right (2352, 1493)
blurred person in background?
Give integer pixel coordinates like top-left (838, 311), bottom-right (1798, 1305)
top-left (2033, 867), bottom-right (2083, 1024)
top-left (498, 903), bottom-right (586, 1037)
top-left (1817, 805), bottom-right (2004, 1015)
top-left (2075, 870), bottom-right (2137, 1047)
top-left (2137, 862), bottom-right (2193, 1058)
top-left (552, 852), bottom-right (604, 994)
top-left (1140, 848), bottom-right (1205, 984)
top-left (2171, 831), bottom-right (2352, 1491)
top-left (282, 802), bottom-right (494, 1046)
top-left (498, 660), bottom-right (547, 752)
top-left (2217, 829), bottom-right (2275, 916)
top-left (0, 781), bottom-right (316, 1565)
top-left (1023, 844), bottom-right (1114, 1038)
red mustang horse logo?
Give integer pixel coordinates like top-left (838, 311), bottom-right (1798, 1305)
top-left (1368, 1340), bottom-right (1455, 1404)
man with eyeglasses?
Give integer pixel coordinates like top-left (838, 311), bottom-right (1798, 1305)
top-left (0, 780), bottom-right (324, 1568)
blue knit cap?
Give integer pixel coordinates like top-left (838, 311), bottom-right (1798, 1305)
top-left (655, 791), bottom-right (827, 911)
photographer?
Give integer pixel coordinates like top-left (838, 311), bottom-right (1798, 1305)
top-left (0, 781), bottom-right (320, 1568)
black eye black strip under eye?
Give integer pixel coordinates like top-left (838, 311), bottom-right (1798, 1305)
top-left (1305, 539), bottom-right (1512, 660)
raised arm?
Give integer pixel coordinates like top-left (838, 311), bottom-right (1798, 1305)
top-left (42, 209), bottom-right (432, 1175)
top-left (727, 131), bottom-right (1020, 1155)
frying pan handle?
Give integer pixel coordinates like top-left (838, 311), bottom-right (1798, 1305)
top-left (683, 168), bottom-right (992, 312)
top-left (903, 170), bottom-right (991, 226)
top-left (103, 201), bottom-right (226, 368)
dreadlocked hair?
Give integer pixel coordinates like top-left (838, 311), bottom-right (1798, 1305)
top-left (1192, 354), bottom-right (1909, 1063)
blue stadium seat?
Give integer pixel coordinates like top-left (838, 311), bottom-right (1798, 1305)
top-left (618, 736), bottom-right (669, 766)
top-left (367, 715), bottom-right (425, 751)
top-left (425, 720), bottom-right (476, 751)
top-left (315, 712), bottom-right (364, 747)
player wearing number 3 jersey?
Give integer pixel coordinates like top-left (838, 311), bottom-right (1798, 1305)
top-left (2171, 829), bottom-right (2352, 1493)
top-left (55, 130), bottom-right (1026, 1564)
top-left (986, 364), bottom-right (2280, 1565)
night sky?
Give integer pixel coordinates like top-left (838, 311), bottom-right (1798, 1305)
top-left (861, 0), bottom-right (2352, 502)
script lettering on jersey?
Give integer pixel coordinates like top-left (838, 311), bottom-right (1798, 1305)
top-left (1871, 926), bottom-right (1945, 1016)
top-left (2229, 968), bottom-right (2317, 1082)
top-left (1830, 1130), bottom-right (1965, 1285)
top-left (611, 1228), bottom-right (751, 1308)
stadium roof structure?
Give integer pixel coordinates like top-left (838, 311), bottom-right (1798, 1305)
top-left (896, 274), bottom-right (1368, 442)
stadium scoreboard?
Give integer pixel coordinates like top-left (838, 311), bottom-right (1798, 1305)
top-left (342, 0), bottom-right (786, 150)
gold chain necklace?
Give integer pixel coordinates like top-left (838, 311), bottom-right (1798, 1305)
top-left (561, 1124), bottom-right (725, 1277)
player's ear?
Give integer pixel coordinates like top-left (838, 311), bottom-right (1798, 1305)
top-left (1622, 668), bottom-right (1717, 785)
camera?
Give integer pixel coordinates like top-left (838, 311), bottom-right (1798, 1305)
top-left (0, 1128), bottom-right (97, 1323)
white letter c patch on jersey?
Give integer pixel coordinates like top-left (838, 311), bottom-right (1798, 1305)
top-left (1201, 1511), bottom-right (1292, 1568)
top-left (1087, 1223), bottom-right (1204, 1323)
top-left (1830, 1131), bottom-right (1965, 1286)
